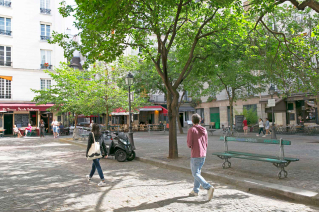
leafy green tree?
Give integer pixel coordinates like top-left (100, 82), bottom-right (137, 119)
top-left (53, 0), bottom-right (245, 158)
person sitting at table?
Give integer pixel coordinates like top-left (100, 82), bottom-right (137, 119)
top-left (25, 123), bottom-right (32, 136)
top-left (13, 125), bottom-right (22, 138)
top-left (59, 122), bottom-right (64, 135)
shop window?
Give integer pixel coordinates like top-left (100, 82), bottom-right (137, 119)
top-left (133, 114), bottom-right (138, 120)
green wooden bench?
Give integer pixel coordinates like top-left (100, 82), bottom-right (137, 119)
top-left (212, 136), bottom-right (299, 179)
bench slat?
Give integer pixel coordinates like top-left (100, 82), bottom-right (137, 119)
top-left (227, 151), bottom-right (299, 162)
top-left (212, 152), bottom-right (288, 163)
top-left (219, 136), bottom-right (291, 145)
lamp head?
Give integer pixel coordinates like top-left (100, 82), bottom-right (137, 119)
top-left (125, 72), bottom-right (134, 86)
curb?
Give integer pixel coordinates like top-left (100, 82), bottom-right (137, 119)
top-left (135, 157), bottom-right (319, 207)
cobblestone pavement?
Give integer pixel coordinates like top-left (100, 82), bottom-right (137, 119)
top-left (65, 130), bottom-right (319, 193)
top-left (0, 136), bottom-right (318, 211)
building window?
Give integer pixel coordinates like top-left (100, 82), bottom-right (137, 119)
top-left (40, 24), bottom-right (51, 41)
top-left (57, 115), bottom-right (61, 122)
top-left (41, 79), bottom-right (51, 90)
top-left (40, 50), bottom-right (52, 69)
top-left (0, 46), bottom-right (11, 66)
top-left (40, 0), bottom-right (51, 14)
top-left (0, 0), bottom-right (11, 7)
top-left (0, 78), bottom-right (11, 99)
top-left (0, 17), bottom-right (11, 36)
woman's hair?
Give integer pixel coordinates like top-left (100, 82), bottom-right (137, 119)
top-left (92, 123), bottom-right (101, 137)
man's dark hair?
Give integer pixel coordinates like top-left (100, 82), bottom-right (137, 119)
top-left (92, 123), bottom-right (101, 137)
top-left (192, 113), bottom-right (201, 124)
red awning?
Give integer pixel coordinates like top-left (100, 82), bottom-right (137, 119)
top-left (0, 104), bottom-right (54, 112)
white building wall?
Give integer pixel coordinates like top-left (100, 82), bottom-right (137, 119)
top-left (0, 0), bottom-right (70, 103)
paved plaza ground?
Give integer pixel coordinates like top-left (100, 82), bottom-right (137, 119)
top-left (0, 136), bottom-right (318, 211)
top-left (66, 129), bottom-right (319, 193)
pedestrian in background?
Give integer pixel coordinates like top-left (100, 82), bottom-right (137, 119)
top-left (256, 118), bottom-right (265, 137)
top-left (40, 119), bottom-right (45, 138)
top-left (243, 117), bottom-right (248, 135)
top-left (86, 123), bottom-right (107, 187)
top-left (51, 119), bottom-right (58, 138)
top-left (187, 113), bottom-right (214, 201)
top-left (265, 118), bottom-right (270, 135)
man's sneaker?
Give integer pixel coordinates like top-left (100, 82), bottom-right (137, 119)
top-left (256, 134), bottom-right (259, 136)
top-left (189, 190), bottom-right (198, 196)
top-left (98, 181), bottom-right (106, 187)
top-left (262, 135), bottom-right (266, 137)
top-left (86, 175), bottom-right (91, 182)
top-left (207, 187), bottom-right (214, 201)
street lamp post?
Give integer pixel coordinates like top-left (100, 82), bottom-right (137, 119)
top-left (125, 72), bottom-right (136, 150)
top-left (269, 85), bottom-right (276, 139)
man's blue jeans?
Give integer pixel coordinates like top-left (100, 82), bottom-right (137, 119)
top-left (89, 158), bottom-right (105, 180)
top-left (190, 157), bottom-right (212, 193)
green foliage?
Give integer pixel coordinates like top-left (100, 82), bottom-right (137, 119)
top-left (31, 62), bottom-right (147, 119)
top-left (206, 96), bottom-right (216, 102)
top-left (242, 108), bottom-right (258, 125)
top-left (190, 97), bottom-right (202, 108)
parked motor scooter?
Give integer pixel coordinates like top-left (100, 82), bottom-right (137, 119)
top-left (101, 131), bottom-right (135, 162)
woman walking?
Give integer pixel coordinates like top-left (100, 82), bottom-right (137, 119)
top-left (256, 118), bottom-right (266, 137)
top-left (40, 119), bottom-right (45, 138)
top-left (86, 124), bottom-right (107, 187)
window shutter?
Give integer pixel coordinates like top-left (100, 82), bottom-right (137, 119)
top-left (0, 17), bottom-right (4, 31)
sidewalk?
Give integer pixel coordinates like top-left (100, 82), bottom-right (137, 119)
top-left (59, 130), bottom-right (319, 206)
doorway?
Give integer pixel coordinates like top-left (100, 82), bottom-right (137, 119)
top-left (40, 112), bottom-right (52, 134)
top-left (4, 114), bottom-right (13, 135)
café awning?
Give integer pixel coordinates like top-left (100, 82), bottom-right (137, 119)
top-left (139, 105), bottom-right (168, 114)
top-left (139, 108), bottom-right (162, 111)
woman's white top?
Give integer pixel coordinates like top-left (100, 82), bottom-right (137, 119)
top-left (259, 121), bottom-right (264, 128)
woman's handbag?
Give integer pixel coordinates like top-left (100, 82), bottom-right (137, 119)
top-left (87, 132), bottom-right (102, 160)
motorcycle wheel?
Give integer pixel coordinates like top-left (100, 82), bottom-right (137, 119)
top-left (127, 151), bottom-right (136, 161)
top-left (115, 149), bottom-right (127, 162)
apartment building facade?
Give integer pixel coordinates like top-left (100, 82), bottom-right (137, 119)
top-left (0, 0), bottom-right (67, 135)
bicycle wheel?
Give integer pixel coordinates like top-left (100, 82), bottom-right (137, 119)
top-left (233, 131), bottom-right (239, 137)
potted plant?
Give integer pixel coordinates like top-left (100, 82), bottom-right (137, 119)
top-left (44, 63), bottom-right (49, 67)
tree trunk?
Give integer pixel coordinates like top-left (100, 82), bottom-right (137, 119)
top-left (105, 106), bottom-right (109, 129)
top-left (229, 99), bottom-right (233, 130)
top-left (167, 91), bottom-right (179, 159)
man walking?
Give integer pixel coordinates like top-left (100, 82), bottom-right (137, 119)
top-left (187, 113), bottom-right (214, 200)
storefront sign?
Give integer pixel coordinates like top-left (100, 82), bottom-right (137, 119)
top-left (1, 108), bottom-right (40, 112)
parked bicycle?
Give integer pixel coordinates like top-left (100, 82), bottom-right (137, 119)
top-left (222, 124), bottom-right (239, 137)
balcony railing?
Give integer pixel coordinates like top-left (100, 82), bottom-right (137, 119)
top-left (0, 29), bottom-right (12, 36)
top-left (40, 64), bottom-right (52, 69)
top-left (40, 8), bottom-right (51, 14)
top-left (0, 0), bottom-right (11, 7)
top-left (40, 35), bottom-right (51, 41)
top-left (0, 61), bottom-right (12, 66)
